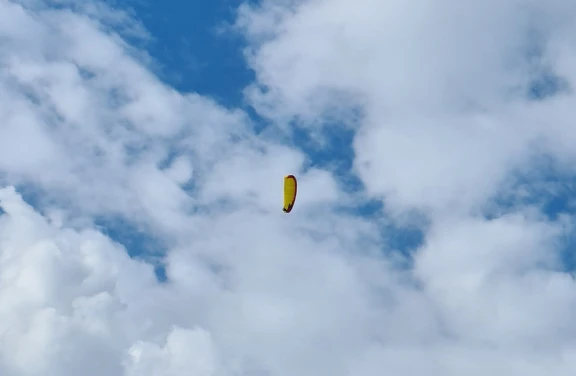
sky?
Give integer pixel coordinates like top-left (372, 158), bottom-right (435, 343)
top-left (3, 0), bottom-right (576, 375)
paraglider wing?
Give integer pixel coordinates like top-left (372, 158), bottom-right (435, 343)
top-left (283, 175), bottom-right (297, 213)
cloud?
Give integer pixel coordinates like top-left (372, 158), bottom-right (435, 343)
top-left (126, 326), bottom-right (221, 376)
top-left (237, 0), bottom-right (576, 215)
top-left (235, 0), bottom-right (576, 373)
top-left (2, 0), bottom-right (576, 375)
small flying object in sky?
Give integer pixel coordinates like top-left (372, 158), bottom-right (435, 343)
top-left (283, 175), bottom-right (297, 213)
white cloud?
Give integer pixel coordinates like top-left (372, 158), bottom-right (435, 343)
top-left (235, 0), bottom-right (576, 373)
top-left (126, 326), bottom-right (221, 376)
top-left (163, 156), bottom-right (193, 185)
top-left (415, 213), bottom-right (575, 344)
top-left (237, 0), bottom-right (576, 214)
top-left (2, 0), bottom-right (576, 375)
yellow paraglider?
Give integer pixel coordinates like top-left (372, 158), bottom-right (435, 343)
top-left (283, 175), bottom-right (297, 213)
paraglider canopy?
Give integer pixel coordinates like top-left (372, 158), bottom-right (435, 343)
top-left (283, 175), bottom-right (297, 213)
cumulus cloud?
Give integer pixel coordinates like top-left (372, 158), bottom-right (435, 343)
top-left (235, 0), bottom-right (576, 373)
top-left (2, 0), bottom-right (576, 374)
top-left (237, 0), bottom-right (576, 215)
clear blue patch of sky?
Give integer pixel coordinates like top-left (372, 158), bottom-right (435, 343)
top-left (105, 0), bottom-right (257, 108)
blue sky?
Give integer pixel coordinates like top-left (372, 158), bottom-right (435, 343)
top-left (120, 0), bottom-right (254, 106)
